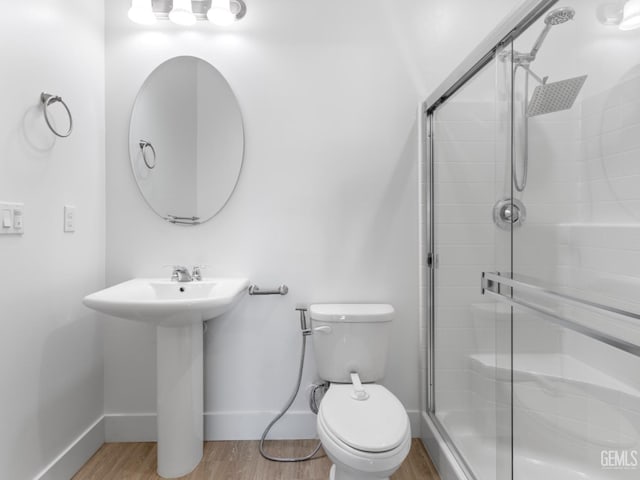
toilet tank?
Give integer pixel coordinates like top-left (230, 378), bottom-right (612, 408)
top-left (309, 304), bottom-right (394, 383)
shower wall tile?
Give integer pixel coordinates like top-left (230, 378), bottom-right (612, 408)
top-left (436, 122), bottom-right (496, 143)
top-left (435, 224), bottom-right (495, 244)
top-left (434, 205), bottom-right (495, 224)
top-left (434, 102), bottom-right (496, 123)
top-left (530, 119), bottom-right (581, 141)
top-left (435, 182), bottom-right (497, 204)
top-left (435, 287), bottom-right (493, 307)
top-left (435, 245), bottom-right (496, 264)
top-left (435, 140), bottom-right (496, 162)
top-left (432, 100), bottom-right (501, 449)
top-left (434, 163), bottom-right (495, 183)
top-left (437, 265), bottom-right (496, 287)
top-left (435, 307), bottom-right (484, 328)
top-left (520, 204), bottom-right (583, 225)
top-left (579, 73), bottom-right (640, 223)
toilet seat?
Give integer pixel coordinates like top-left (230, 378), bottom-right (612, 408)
top-left (319, 384), bottom-right (410, 453)
top-left (317, 400), bottom-right (411, 478)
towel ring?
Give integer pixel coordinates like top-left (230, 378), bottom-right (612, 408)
top-left (41, 92), bottom-right (73, 138)
top-left (139, 140), bottom-right (157, 169)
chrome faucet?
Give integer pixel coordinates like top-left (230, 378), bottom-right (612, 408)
top-left (170, 265), bottom-right (193, 283)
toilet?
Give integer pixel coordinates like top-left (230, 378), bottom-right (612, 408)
top-left (310, 304), bottom-right (411, 480)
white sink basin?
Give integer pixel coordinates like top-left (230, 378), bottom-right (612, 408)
top-left (83, 277), bottom-right (249, 327)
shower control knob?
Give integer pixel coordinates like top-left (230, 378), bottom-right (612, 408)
top-left (502, 204), bottom-right (520, 223)
top-left (493, 198), bottom-right (527, 230)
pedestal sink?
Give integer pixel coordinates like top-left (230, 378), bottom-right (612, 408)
top-left (83, 277), bottom-right (249, 478)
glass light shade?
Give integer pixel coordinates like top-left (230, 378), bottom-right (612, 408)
top-left (169, 0), bottom-right (196, 26)
top-left (620, 0), bottom-right (640, 30)
top-left (128, 0), bottom-right (156, 25)
top-left (208, 0), bottom-right (236, 26)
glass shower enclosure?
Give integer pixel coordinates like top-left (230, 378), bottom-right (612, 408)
top-left (421, 1), bottom-right (640, 479)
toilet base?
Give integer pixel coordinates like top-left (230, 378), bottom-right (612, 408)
top-left (328, 463), bottom-right (390, 480)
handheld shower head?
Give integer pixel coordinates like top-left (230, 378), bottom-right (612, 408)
top-left (529, 6), bottom-right (575, 60)
top-left (544, 6), bottom-right (575, 25)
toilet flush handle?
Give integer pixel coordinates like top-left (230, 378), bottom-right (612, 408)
top-left (312, 326), bottom-right (332, 334)
top-left (350, 373), bottom-right (369, 401)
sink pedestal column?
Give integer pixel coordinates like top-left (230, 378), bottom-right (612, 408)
top-left (156, 324), bottom-right (204, 478)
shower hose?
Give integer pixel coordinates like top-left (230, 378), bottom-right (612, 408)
top-left (259, 317), bottom-right (327, 462)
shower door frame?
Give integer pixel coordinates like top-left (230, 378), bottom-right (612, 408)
top-left (421, 1), bottom-right (559, 479)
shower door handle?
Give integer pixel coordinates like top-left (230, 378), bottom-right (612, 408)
top-left (480, 271), bottom-right (640, 358)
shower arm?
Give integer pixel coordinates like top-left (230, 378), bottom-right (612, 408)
top-left (528, 23), bottom-right (552, 62)
top-left (517, 63), bottom-right (548, 85)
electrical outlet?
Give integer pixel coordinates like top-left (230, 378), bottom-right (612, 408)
top-left (64, 205), bottom-right (76, 232)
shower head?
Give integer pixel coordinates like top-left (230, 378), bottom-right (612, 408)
top-left (527, 75), bottom-right (587, 117)
top-left (529, 6), bottom-right (576, 61)
top-left (544, 6), bottom-right (575, 25)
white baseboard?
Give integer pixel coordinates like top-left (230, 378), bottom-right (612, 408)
top-left (104, 409), bottom-right (422, 442)
top-left (35, 416), bottom-right (105, 480)
top-left (408, 410), bottom-right (421, 438)
top-left (105, 413), bottom-right (157, 442)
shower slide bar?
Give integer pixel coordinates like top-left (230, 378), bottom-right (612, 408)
top-left (481, 272), bottom-right (640, 358)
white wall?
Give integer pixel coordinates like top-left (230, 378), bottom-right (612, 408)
top-left (105, 0), bottom-right (431, 440)
top-left (0, 0), bottom-right (105, 478)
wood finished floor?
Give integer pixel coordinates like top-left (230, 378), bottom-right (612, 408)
top-left (73, 439), bottom-right (440, 480)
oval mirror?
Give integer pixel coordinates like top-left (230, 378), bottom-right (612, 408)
top-left (129, 56), bottom-right (244, 225)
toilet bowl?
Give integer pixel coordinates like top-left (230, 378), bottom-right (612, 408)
top-left (317, 383), bottom-right (411, 480)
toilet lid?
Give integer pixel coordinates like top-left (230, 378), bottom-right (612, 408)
top-left (319, 384), bottom-right (410, 453)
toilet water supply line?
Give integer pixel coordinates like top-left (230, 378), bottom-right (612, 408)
top-left (259, 306), bottom-right (329, 462)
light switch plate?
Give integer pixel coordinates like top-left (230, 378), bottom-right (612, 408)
top-left (64, 205), bottom-right (76, 233)
top-left (0, 202), bottom-right (24, 235)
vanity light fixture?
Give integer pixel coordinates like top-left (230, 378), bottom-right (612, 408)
top-left (597, 1), bottom-right (640, 30)
top-left (620, 0), bottom-right (640, 30)
top-left (128, 0), bottom-right (156, 25)
top-left (127, 0), bottom-right (247, 26)
top-left (169, 0), bottom-right (196, 26)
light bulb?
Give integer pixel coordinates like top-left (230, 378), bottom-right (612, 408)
top-left (169, 0), bottom-right (196, 26)
top-left (620, 0), bottom-right (640, 30)
top-left (208, 0), bottom-right (236, 26)
top-left (128, 0), bottom-right (156, 25)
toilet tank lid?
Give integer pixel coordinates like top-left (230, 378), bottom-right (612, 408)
top-left (309, 304), bottom-right (394, 322)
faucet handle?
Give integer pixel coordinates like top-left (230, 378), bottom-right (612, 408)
top-left (191, 265), bottom-right (208, 281)
top-left (162, 264), bottom-right (188, 281)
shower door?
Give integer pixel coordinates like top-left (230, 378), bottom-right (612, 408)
top-left (429, 43), bottom-right (514, 480)
top-left (427, 1), bottom-right (640, 480)
top-left (504, 2), bottom-right (640, 479)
